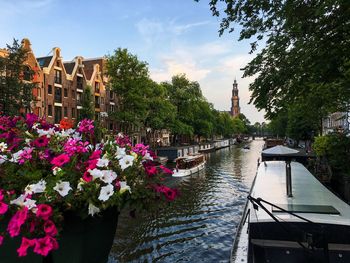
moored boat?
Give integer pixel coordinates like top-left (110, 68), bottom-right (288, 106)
top-left (231, 160), bottom-right (350, 263)
top-left (172, 154), bottom-right (206, 177)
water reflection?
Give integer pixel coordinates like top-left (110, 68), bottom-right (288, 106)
top-left (110, 139), bottom-right (264, 262)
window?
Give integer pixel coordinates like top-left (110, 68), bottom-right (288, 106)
top-left (64, 88), bottom-right (68, 97)
top-left (54, 70), bottom-right (62, 84)
top-left (101, 97), bottom-right (105, 105)
top-left (95, 96), bottom-right (100, 108)
top-left (23, 66), bottom-right (31, 81)
top-left (72, 108), bottom-right (76, 119)
top-left (109, 90), bottom-right (113, 99)
top-left (48, 105), bottom-right (52, 116)
top-left (109, 123), bottom-right (113, 131)
top-left (95, 82), bottom-right (100, 93)
top-left (64, 107), bottom-right (68, 117)
top-left (71, 89), bottom-right (75, 99)
top-left (48, 85), bottom-right (52, 94)
top-left (55, 88), bottom-right (62, 103)
top-left (77, 76), bottom-right (83, 90)
top-left (54, 106), bottom-right (62, 124)
top-left (77, 93), bottom-right (82, 105)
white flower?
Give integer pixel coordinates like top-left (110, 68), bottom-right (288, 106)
top-left (0, 155), bottom-right (7, 164)
top-left (25, 180), bottom-right (47, 195)
top-left (25, 138), bottom-right (32, 145)
top-left (143, 152), bottom-right (153, 161)
top-left (96, 158), bottom-right (109, 168)
top-left (100, 170), bottom-right (118, 184)
top-left (36, 128), bottom-right (55, 138)
top-left (119, 181), bottom-right (131, 194)
top-left (88, 203), bottom-right (101, 216)
top-left (23, 199), bottom-right (37, 210)
top-left (77, 181), bottom-right (84, 191)
top-left (0, 142), bottom-right (8, 152)
top-left (119, 155), bottom-right (135, 171)
top-left (88, 168), bottom-right (103, 180)
top-left (98, 184), bottom-right (114, 202)
top-left (115, 147), bottom-right (126, 159)
top-left (53, 181), bottom-right (72, 197)
top-left (10, 194), bottom-right (27, 206)
top-left (10, 150), bottom-right (24, 163)
top-left (52, 167), bottom-right (62, 176)
top-left (72, 132), bottom-right (82, 140)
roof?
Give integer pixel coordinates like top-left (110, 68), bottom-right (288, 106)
top-left (63, 62), bottom-right (75, 75)
top-left (37, 56), bottom-right (53, 68)
top-left (250, 161), bottom-right (350, 226)
top-left (82, 58), bottom-right (105, 80)
top-left (262, 145), bottom-right (299, 155)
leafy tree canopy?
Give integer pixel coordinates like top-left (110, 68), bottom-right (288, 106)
top-left (200, 0), bottom-right (350, 119)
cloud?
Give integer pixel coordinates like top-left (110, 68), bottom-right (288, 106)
top-left (172, 21), bottom-right (210, 35)
top-left (151, 56), bottom-right (210, 82)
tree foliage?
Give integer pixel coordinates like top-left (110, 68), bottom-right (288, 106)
top-left (0, 39), bottom-right (36, 116)
top-left (78, 85), bottom-right (94, 121)
top-left (202, 0), bottom-right (350, 118)
top-left (107, 48), bottom-right (150, 133)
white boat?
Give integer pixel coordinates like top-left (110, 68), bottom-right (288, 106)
top-left (172, 154), bottom-right (206, 177)
top-left (231, 161), bottom-right (350, 263)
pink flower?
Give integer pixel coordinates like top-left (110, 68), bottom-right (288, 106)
top-left (33, 236), bottom-right (54, 256)
top-left (115, 134), bottom-right (131, 147)
top-left (82, 171), bottom-right (93, 182)
top-left (155, 185), bottom-right (178, 201)
top-left (25, 113), bottom-right (38, 128)
top-left (77, 119), bottom-right (94, 134)
top-left (51, 154), bottom-right (70, 167)
top-left (7, 207), bottom-right (28, 237)
top-left (132, 143), bottom-right (149, 156)
top-left (18, 148), bottom-right (33, 164)
top-left (36, 204), bottom-right (53, 221)
top-left (89, 150), bottom-right (101, 160)
top-left (159, 165), bottom-right (173, 175)
top-left (0, 201), bottom-right (8, 215)
top-left (63, 138), bottom-right (88, 156)
top-left (144, 165), bottom-right (157, 176)
top-left (43, 220), bottom-right (57, 236)
top-left (0, 190), bottom-right (4, 201)
top-left (17, 237), bottom-right (35, 257)
top-left (0, 235), bottom-right (3, 246)
top-left (32, 136), bottom-right (49, 148)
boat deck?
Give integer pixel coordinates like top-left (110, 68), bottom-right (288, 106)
top-left (251, 161), bottom-right (350, 226)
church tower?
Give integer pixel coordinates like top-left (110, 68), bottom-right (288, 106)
top-left (230, 79), bottom-right (240, 117)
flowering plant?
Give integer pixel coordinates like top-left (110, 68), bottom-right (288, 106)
top-left (0, 114), bottom-right (177, 257)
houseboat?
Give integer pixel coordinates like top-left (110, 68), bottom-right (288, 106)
top-left (198, 142), bottom-right (215, 153)
top-left (231, 160), bottom-right (350, 263)
top-left (156, 145), bottom-right (200, 162)
top-left (172, 154), bottom-right (206, 177)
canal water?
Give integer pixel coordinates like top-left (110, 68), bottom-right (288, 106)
top-left (109, 139), bottom-right (264, 262)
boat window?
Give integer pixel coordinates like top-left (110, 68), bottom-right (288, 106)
top-left (272, 204), bottom-right (340, 215)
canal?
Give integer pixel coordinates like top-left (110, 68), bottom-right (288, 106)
top-left (109, 139), bottom-right (264, 262)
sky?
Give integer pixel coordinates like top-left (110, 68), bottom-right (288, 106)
top-left (0, 0), bottom-right (265, 123)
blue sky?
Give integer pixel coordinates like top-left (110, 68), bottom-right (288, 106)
top-left (0, 0), bottom-right (265, 123)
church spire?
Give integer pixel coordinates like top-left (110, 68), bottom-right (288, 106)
top-left (230, 79), bottom-right (240, 117)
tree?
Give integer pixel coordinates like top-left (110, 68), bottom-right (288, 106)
top-left (78, 85), bottom-right (94, 121)
top-left (201, 0), bottom-right (350, 119)
top-left (0, 39), bottom-right (36, 116)
top-left (163, 74), bottom-right (204, 142)
top-left (106, 48), bottom-right (150, 133)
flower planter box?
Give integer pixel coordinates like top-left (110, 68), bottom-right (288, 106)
top-left (0, 208), bottom-right (119, 263)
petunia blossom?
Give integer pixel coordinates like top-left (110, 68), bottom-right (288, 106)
top-left (0, 201), bottom-right (8, 214)
top-left (0, 235), bottom-right (3, 246)
top-left (53, 181), bottom-right (72, 197)
top-left (43, 220), bottom-right (58, 236)
top-left (36, 204), bottom-right (53, 221)
top-left (98, 184), bottom-right (114, 202)
top-left (100, 170), bottom-right (118, 184)
top-left (17, 237), bottom-right (35, 257)
top-left (33, 236), bottom-right (55, 256)
top-left (119, 181), bottom-right (131, 194)
top-left (119, 155), bottom-right (135, 171)
top-left (88, 203), bottom-right (100, 216)
top-left (51, 154), bottom-right (70, 168)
